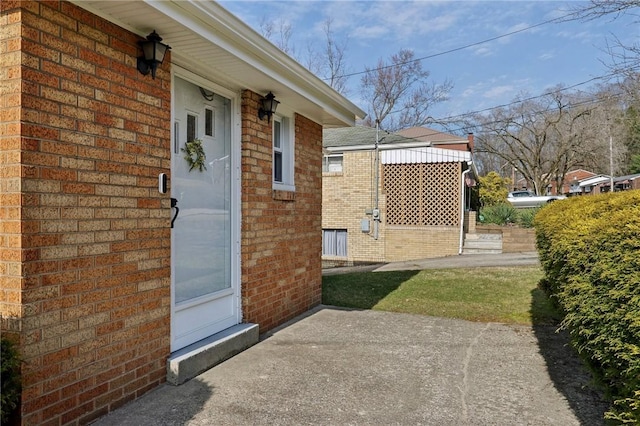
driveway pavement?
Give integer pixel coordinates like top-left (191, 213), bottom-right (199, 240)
top-left (94, 253), bottom-right (607, 425)
top-left (322, 251), bottom-right (540, 276)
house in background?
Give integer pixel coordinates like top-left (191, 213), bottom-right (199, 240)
top-left (613, 173), bottom-right (640, 191)
top-left (322, 126), bottom-right (476, 266)
top-left (579, 173), bottom-right (640, 194)
top-left (0, 1), bottom-right (364, 424)
top-left (396, 126), bottom-right (475, 152)
top-left (515, 169), bottom-right (598, 196)
top-left (551, 169), bottom-right (597, 195)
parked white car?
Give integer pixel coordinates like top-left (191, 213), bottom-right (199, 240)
top-left (507, 190), bottom-right (566, 208)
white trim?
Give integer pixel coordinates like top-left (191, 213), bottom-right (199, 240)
top-left (272, 113), bottom-right (295, 191)
top-left (579, 175), bottom-right (611, 187)
top-left (72, 0), bottom-right (365, 126)
top-left (381, 147), bottom-right (472, 164)
top-left (170, 67), bottom-right (243, 351)
top-left (325, 141), bottom-right (433, 153)
top-left (168, 0), bottom-right (365, 121)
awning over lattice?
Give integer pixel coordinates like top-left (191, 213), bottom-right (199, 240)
top-left (380, 147), bottom-right (472, 164)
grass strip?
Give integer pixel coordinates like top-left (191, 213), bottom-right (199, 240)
top-left (322, 266), bottom-right (561, 326)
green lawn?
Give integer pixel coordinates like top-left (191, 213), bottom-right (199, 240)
top-left (322, 266), bottom-right (561, 326)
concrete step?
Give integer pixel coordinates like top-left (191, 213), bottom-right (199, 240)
top-left (464, 233), bottom-right (502, 241)
top-left (167, 323), bottom-right (259, 385)
top-left (463, 239), bottom-right (503, 250)
top-left (463, 232), bottom-right (503, 255)
top-left (462, 248), bottom-right (503, 255)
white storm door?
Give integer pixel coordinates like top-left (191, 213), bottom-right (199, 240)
top-left (171, 77), bottom-right (237, 351)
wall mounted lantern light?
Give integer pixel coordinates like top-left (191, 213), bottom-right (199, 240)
top-left (137, 30), bottom-right (171, 79)
top-left (258, 92), bottom-right (280, 122)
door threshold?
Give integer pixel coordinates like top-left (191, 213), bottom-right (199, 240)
top-left (167, 323), bottom-right (259, 385)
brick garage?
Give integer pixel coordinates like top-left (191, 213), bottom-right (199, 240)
top-left (0, 1), bottom-right (364, 424)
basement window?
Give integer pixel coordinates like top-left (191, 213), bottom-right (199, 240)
top-left (322, 229), bottom-right (347, 257)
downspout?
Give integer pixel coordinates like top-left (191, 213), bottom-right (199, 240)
top-left (459, 164), bottom-right (471, 255)
top-left (374, 120), bottom-right (380, 240)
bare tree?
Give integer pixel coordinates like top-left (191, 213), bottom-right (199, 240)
top-left (260, 17), bottom-right (295, 57)
top-left (359, 49), bottom-right (453, 132)
top-left (304, 18), bottom-right (350, 95)
top-left (474, 88), bottom-right (602, 195)
top-left (571, 1), bottom-right (640, 76)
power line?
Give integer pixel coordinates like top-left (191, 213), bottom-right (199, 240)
top-left (333, 10), bottom-right (578, 80)
top-left (370, 71), bottom-right (619, 137)
top-left (375, 85), bottom-right (628, 144)
top-left (432, 73), bottom-right (619, 123)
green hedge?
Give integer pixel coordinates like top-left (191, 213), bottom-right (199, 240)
top-left (1, 336), bottom-right (21, 424)
top-left (534, 190), bottom-right (640, 423)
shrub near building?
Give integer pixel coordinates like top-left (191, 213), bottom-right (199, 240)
top-left (534, 190), bottom-right (640, 423)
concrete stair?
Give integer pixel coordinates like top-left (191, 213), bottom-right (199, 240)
top-left (167, 323), bottom-right (259, 385)
top-left (463, 232), bottom-right (502, 254)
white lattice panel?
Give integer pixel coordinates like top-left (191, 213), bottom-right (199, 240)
top-left (384, 163), bottom-right (460, 226)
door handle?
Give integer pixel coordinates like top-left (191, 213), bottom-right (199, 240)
top-left (170, 198), bottom-right (179, 228)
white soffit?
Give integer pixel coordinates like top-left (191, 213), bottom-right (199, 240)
top-left (381, 148), bottom-right (472, 165)
top-left (579, 176), bottom-right (611, 187)
top-left (71, 0), bottom-right (365, 127)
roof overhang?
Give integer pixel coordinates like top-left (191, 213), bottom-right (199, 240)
top-left (579, 176), bottom-right (611, 187)
top-left (325, 141), bottom-right (432, 153)
top-left (381, 147), bottom-right (472, 165)
top-left (72, 0), bottom-right (365, 127)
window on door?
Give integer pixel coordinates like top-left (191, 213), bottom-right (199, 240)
top-left (273, 114), bottom-right (294, 191)
top-left (322, 229), bottom-right (347, 257)
top-left (187, 113), bottom-right (197, 142)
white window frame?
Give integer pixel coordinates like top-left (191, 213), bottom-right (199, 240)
top-left (323, 154), bottom-right (343, 173)
top-left (273, 113), bottom-right (295, 191)
top-left (322, 229), bottom-right (347, 257)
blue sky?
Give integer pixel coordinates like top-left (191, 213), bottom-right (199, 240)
top-left (219, 1), bottom-right (639, 124)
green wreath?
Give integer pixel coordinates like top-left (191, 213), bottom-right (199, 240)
top-left (181, 139), bottom-right (207, 172)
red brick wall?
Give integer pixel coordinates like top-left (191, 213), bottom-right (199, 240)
top-left (0, 1), bottom-right (24, 338)
top-left (1, 2), bottom-right (326, 424)
top-left (240, 91), bottom-right (323, 331)
top-left (0, 2), bottom-right (172, 424)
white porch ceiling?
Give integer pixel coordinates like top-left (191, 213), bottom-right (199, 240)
top-left (71, 0), bottom-right (365, 127)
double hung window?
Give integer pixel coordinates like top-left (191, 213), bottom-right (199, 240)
top-left (273, 115), bottom-right (294, 191)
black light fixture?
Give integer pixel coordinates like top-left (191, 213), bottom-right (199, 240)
top-left (137, 30), bottom-right (171, 79)
top-left (258, 92), bottom-right (280, 122)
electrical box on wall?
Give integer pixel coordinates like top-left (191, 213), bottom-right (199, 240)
top-left (361, 219), bottom-right (370, 233)
top-left (372, 209), bottom-right (380, 220)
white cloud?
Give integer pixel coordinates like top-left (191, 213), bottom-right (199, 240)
top-left (483, 85), bottom-right (516, 99)
top-left (539, 51), bottom-right (555, 61)
top-left (352, 24), bottom-right (390, 40)
top-left (471, 46), bottom-right (494, 57)
top-left (219, 0), bottom-right (631, 119)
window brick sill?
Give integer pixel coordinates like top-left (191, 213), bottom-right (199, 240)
top-left (273, 190), bottom-right (295, 201)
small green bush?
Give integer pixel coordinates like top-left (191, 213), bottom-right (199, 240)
top-left (479, 203), bottom-right (516, 226)
top-left (478, 171), bottom-right (510, 207)
top-left (535, 190), bottom-right (640, 423)
top-left (1, 336), bottom-right (21, 424)
top-left (478, 203), bottom-right (541, 228)
top-left (514, 206), bottom-right (540, 228)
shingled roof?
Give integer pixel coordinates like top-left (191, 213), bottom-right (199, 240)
top-left (396, 127), bottom-right (466, 143)
top-left (323, 127), bottom-right (414, 148)
top-left (323, 126), bottom-right (467, 149)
